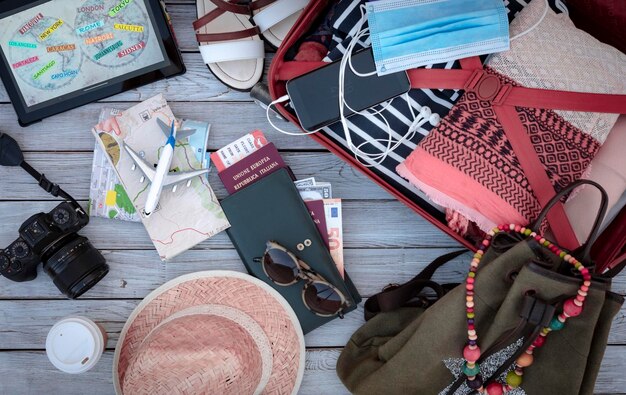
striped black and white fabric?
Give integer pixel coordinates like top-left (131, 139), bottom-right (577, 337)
top-left (315, 0), bottom-right (567, 218)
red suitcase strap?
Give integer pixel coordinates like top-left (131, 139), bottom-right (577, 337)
top-left (494, 105), bottom-right (579, 248)
top-left (593, 206), bottom-right (626, 274)
top-left (407, 63), bottom-right (626, 113)
top-left (276, 57), bottom-right (626, 250)
top-left (601, 250), bottom-right (626, 278)
top-left (407, 57), bottom-right (626, 249)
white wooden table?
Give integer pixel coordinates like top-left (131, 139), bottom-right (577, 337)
top-left (0, 1), bottom-right (625, 394)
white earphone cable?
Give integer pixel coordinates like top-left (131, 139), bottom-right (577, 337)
top-left (266, 4), bottom-right (441, 167)
top-left (337, 5), bottom-right (439, 167)
top-left (265, 95), bottom-right (320, 136)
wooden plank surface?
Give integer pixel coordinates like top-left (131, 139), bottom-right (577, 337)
top-left (0, 102), bottom-right (318, 152)
top-left (0, 248), bottom-right (470, 299)
top-left (0, 1), bottom-right (623, 394)
top-left (2, 347), bottom-right (626, 395)
top-left (0, 152), bottom-right (390, 200)
top-left (0, 201), bottom-right (457, 250)
top-left (0, 350), bottom-right (353, 395)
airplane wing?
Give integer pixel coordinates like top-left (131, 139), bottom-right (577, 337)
top-left (157, 118), bottom-right (196, 141)
top-left (176, 130), bottom-right (196, 141)
top-left (123, 144), bottom-right (157, 182)
top-left (162, 168), bottom-right (209, 187)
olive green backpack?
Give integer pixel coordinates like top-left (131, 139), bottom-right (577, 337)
top-left (337, 181), bottom-right (624, 394)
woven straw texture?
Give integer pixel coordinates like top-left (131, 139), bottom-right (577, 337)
top-left (123, 312), bottom-right (265, 394)
top-left (114, 271), bottom-right (305, 395)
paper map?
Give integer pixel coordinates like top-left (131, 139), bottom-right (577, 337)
top-left (89, 109), bottom-right (211, 223)
top-left (91, 94), bottom-right (230, 260)
top-left (0, 0), bottom-right (166, 107)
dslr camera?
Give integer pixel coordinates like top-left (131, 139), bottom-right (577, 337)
top-left (0, 200), bottom-right (108, 298)
top-left (0, 132), bottom-right (108, 298)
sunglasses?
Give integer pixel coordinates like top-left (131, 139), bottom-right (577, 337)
top-left (253, 241), bottom-right (348, 317)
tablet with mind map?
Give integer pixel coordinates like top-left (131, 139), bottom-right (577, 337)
top-left (0, 0), bottom-right (184, 125)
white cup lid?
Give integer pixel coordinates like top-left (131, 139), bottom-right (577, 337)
top-left (46, 317), bottom-right (104, 374)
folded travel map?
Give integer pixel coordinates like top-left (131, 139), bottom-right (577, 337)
top-left (90, 94), bottom-right (230, 260)
top-left (89, 109), bottom-right (211, 223)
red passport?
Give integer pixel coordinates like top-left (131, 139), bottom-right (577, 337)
top-left (305, 200), bottom-right (329, 249)
top-left (218, 143), bottom-right (287, 194)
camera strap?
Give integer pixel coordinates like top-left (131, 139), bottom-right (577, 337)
top-left (20, 160), bottom-right (80, 207)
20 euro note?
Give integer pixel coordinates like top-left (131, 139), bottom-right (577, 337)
top-left (298, 183), bottom-right (332, 201)
top-left (294, 177), bottom-right (316, 187)
top-left (323, 199), bottom-right (344, 278)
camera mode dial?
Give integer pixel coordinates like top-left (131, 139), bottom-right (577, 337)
top-left (52, 208), bottom-right (72, 225)
top-left (11, 241), bottom-right (30, 259)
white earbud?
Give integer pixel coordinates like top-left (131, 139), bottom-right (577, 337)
top-left (429, 113), bottom-right (441, 126)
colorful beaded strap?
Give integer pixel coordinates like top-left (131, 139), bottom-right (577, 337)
top-left (462, 224), bottom-right (591, 394)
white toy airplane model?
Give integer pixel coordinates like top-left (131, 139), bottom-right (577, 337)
top-left (123, 120), bottom-right (209, 216)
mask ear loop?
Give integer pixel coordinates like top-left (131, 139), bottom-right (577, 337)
top-left (510, 0), bottom-right (549, 41)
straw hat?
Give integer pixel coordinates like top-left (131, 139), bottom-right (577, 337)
top-left (113, 271), bottom-right (305, 395)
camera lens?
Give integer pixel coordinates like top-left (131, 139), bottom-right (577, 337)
top-left (42, 235), bottom-right (108, 299)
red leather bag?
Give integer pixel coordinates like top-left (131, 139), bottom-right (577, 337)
top-left (566, 0), bottom-right (626, 54)
top-left (267, 0), bottom-right (626, 270)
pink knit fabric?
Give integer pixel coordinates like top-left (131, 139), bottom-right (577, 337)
top-left (399, 67), bottom-right (602, 232)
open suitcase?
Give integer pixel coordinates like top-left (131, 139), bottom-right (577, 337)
top-left (267, 0), bottom-right (626, 272)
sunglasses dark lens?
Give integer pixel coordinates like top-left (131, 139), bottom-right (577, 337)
top-left (263, 248), bottom-right (299, 285)
top-left (304, 281), bottom-right (343, 316)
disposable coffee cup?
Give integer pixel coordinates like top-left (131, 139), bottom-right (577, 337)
top-left (46, 316), bottom-right (106, 374)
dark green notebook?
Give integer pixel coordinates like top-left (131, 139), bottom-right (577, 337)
top-left (221, 169), bottom-right (361, 334)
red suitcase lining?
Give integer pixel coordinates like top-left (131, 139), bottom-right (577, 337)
top-left (267, 0), bottom-right (626, 266)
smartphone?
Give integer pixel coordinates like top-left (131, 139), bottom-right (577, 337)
top-left (286, 48), bottom-right (411, 132)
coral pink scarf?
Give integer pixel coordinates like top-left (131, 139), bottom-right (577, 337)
top-left (397, 60), bottom-right (626, 250)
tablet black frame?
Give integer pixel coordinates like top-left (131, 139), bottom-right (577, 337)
top-left (0, 0), bottom-right (186, 126)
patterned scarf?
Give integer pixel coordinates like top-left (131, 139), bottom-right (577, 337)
top-left (397, 0), bottom-right (626, 232)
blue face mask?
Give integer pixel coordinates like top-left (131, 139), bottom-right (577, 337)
top-left (367, 0), bottom-right (510, 75)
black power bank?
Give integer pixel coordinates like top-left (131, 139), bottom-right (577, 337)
top-left (286, 48), bottom-right (410, 132)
